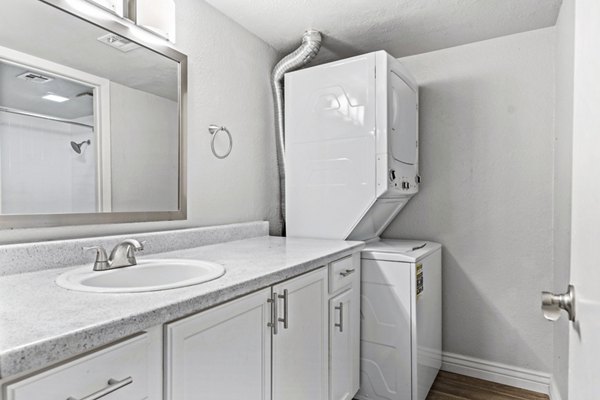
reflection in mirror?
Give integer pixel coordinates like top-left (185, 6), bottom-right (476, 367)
top-left (0, 60), bottom-right (97, 215)
top-left (0, 0), bottom-right (184, 224)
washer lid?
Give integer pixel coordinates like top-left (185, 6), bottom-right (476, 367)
top-left (361, 239), bottom-right (441, 262)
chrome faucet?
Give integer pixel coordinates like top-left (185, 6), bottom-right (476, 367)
top-left (84, 239), bottom-right (145, 271)
top-left (109, 239), bottom-right (145, 269)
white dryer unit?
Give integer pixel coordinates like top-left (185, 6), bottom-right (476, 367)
top-left (357, 240), bottom-right (442, 400)
top-left (285, 51), bottom-right (419, 241)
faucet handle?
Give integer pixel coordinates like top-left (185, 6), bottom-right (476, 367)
top-left (83, 246), bottom-right (110, 271)
top-left (83, 246), bottom-right (108, 261)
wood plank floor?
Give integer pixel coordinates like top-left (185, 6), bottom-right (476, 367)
top-left (426, 371), bottom-right (550, 400)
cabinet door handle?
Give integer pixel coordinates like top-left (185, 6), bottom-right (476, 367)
top-left (278, 289), bottom-right (289, 329)
top-left (267, 292), bottom-right (278, 335)
top-left (335, 302), bottom-right (344, 332)
top-left (340, 268), bottom-right (355, 277)
top-left (67, 376), bottom-right (132, 400)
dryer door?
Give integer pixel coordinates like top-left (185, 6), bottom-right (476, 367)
top-left (389, 72), bottom-right (418, 165)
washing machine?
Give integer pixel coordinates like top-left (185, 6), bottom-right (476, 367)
top-left (356, 240), bottom-right (442, 400)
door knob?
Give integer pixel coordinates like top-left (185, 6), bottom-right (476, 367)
top-left (541, 285), bottom-right (575, 322)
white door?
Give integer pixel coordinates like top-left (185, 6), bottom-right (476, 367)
top-left (272, 268), bottom-right (328, 400)
top-left (389, 71), bottom-right (418, 166)
top-left (568, 0), bottom-right (600, 397)
top-left (164, 288), bottom-right (272, 400)
top-left (329, 288), bottom-right (357, 400)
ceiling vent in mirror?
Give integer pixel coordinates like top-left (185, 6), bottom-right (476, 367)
top-left (17, 72), bottom-right (54, 84)
top-left (97, 33), bottom-right (140, 52)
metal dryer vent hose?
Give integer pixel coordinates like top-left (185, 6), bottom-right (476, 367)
top-left (271, 30), bottom-right (322, 235)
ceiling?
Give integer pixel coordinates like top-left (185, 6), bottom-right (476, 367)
top-left (0, 61), bottom-right (94, 119)
top-left (205, 0), bottom-right (562, 64)
top-left (0, 0), bottom-right (178, 101)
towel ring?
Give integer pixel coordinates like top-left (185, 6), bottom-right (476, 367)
top-left (208, 125), bottom-right (232, 159)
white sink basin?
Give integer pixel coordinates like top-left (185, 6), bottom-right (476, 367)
top-left (56, 259), bottom-right (226, 293)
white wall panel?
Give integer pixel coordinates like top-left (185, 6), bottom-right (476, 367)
top-left (385, 28), bottom-right (555, 374)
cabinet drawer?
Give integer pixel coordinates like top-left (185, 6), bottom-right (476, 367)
top-left (329, 254), bottom-right (358, 294)
top-left (5, 334), bottom-right (150, 400)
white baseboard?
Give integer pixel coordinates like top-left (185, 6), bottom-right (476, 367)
top-left (548, 378), bottom-right (563, 400)
top-left (441, 352), bottom-right (551, 396)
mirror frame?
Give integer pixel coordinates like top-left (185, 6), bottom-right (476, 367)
top-left (0, 0), bottom-right (188, 229)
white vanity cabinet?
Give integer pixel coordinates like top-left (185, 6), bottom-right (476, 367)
top-left (165, 267), bottom-right (329, 400)
top-left (328, 253), bottom-right (361, 400)
top-left (0, 253), bottom-right (360, 400)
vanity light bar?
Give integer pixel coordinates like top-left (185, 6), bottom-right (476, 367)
top-left (82, 0), bottom-right (125, 17)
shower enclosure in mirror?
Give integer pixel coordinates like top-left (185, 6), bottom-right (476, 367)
top-left (0, 0), bottom-right (187, 228)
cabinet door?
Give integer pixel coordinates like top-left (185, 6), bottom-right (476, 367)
top-left (165, 288), bottom-right (272, 400)
top-left (329, 288), bottom-right (355, 400)
top-left (272, 268), bottom-right (328, 400)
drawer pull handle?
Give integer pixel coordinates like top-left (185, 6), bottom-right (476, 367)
top-left (335, 302), bottom-right (344, 332)
top-left (278, 289), bottom-right (289, 329)
top-left (267, 292), bottom-right (279, 335)
top-left (67, 376), bottom-right (132, 400)
top-left (340, 268), bottom-right (355, 277)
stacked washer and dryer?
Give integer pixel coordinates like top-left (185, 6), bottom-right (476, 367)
top-left (285, 50), bottom-right (442, 400)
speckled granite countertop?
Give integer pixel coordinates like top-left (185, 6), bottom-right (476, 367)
top-left (0, 236), bottom-right (363, 380)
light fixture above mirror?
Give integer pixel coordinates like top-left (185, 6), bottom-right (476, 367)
top-left (84, 0), bottom-right (124, 16)
top-left (84, 0), bottom-right (176, 42)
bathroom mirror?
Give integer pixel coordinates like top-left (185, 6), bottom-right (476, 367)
top-left (0, 0), bottom-right (187, 228)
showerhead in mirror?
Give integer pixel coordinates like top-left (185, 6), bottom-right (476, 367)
top-left (71, 140), bottom-right (91, 154)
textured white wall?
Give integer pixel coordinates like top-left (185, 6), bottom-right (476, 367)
top-left (0, 0), bottom-right (279, 244)
top-left (552, 0), bottom-right (574, 397)
top-left (384, 28), bottom-right (555, 372)
top-left (176, 0), bottom-right (280, 235)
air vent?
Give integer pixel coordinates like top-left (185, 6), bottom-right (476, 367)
top-left (97, 33), bottom-right (140, 53)
top-left (17, 72), bottom-right (53, 84)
